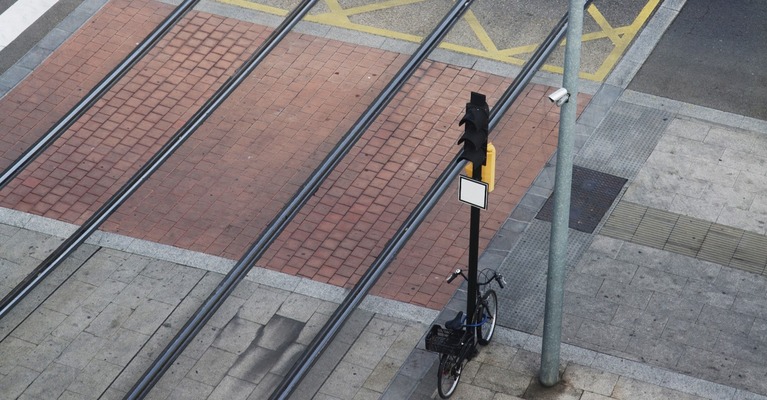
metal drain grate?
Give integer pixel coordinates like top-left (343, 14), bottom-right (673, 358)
top-left (536, 166), bottom-right (627, 233)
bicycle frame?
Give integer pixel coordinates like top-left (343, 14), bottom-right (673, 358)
top-left (447, 268), bottom-right (504, 324)
top-left (425, 268), bottom-right (505, 398)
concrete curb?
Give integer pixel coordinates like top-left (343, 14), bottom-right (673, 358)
top-left (0, 206), bottom-right (439, 324)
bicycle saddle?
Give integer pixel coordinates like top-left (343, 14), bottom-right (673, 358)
top-left (445, 311), bottom-right (464, 330)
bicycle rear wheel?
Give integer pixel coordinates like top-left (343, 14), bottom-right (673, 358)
top-left (437, 353), bottom-right (462, 398)
top-left (477, 289), bottom-right (497, 345)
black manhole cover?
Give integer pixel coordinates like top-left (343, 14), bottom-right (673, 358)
top-left (536, 165), bottom-right (627, 233)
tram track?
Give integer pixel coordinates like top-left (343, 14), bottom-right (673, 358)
top-left (0, 0), bottom-right (202, 190)
top-left (0, 1), bottom-right (592, 396)
top-left (0, 0), bottom-right (479, 397)
top-left (270, 3), bottom-right (593, 397)
top-left (0, 0), bottom-right (322, 324)
top-left (125, 1), bottom-right (477, 397)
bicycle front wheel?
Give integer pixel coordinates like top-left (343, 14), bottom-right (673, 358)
top-left (437, 353), bottom-right (462, 398)
top-left (477, 289), bottom-right (497, 345)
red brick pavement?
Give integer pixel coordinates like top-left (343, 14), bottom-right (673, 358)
top-left (0, 0), bottom-right (590, 309)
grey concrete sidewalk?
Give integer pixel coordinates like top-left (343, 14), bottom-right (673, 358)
top-left (398, 323), bottom-right (761, 400)
top-left (0, 211), bottom-right (438, 399)
top-left (385, 0), bottom-right (767, 398)
top-left (4, 208), bottom-right (767, 400)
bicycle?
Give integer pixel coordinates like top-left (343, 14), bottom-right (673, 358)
top-left (424, 268), bottom-right (506, 398)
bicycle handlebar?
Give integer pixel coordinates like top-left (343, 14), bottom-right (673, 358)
top-left (446, 269), bottom-right (462, 283)
top-left (446, 268), bottom-right (505, 289)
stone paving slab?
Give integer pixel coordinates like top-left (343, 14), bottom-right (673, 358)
top-left (0, 218), bottom-right (437, 399)
top-left (604, 201), bottom-right (767, 277)
top-left (623, 115), bottom-right (767, 235)
top-left (390, 321), bottom-right (767, 400)
top-left (20, 205), bottom-right (764, 400)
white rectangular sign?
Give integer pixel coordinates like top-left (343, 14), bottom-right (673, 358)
top-left (459, 176), bottom-right (488, 210)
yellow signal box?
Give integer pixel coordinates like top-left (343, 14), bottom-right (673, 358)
top-left (464, 142), bottom-right (495, 192)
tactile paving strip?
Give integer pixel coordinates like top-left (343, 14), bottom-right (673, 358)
top-left (496, 219), bottom-right (592, 333)
top-left (602, 201), bottom-right (767, 275)
top-left (535, 166), bottom-right (627, 234)
top-left (575, 101), bottom-right (673, 180)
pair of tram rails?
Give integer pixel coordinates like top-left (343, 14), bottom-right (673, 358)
top-left (0, 0), bottom-right (588, 398)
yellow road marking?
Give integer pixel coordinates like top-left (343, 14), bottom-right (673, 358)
top-left (497, 43), bottom-right (538, 57)
top-left (337, 0), bottom-right (429, 17)
top-left (218, 0), bottom-right (661, 82)
top-left (463, 9), bottom-right (498, 53)
top-left (308, 15), bottom-right (423, 43)
top-left (590, 0), bottom-right (661, 80)
top-left (321, 0), bottom-right (350, 24)
top-left (588, 5), bottom-right (624, 46)
top-left (217, 0), bottom-right (287, 16)
top-left (496, 25), bottom-right (638, 58)
top-left (629, 0), bottom-right (662, 31)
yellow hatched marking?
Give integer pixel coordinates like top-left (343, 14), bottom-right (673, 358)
top-left (497, 43), bottom-right (538, 57)
top-left (627, 0), bottom-right (662, 31)
top-left (590, 0), bottom-right (661, 80)
top-left (319, 0), bottom-right (350, 24)
top-left (338, 0), bottom-right (429, 17)
top-left (306, 14), bottom-right (423, 43)
top-left (217, 0), bottom-right (288, 16)
top-left (463, 9), bottom-right (498, 53)
top-left (587, 5), bottom-right (623, 46)
top-left (218, 0), bottom-right (662, 82)
top-left (495, 25), bottom-right (638, 57)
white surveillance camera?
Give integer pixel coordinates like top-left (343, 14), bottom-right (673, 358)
top-left (548, 88), bottom-right (570, 107)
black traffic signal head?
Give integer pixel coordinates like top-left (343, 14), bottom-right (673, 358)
top-left (458, 92), bottom-right (489, 166)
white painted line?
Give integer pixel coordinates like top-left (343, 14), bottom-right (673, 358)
top-left (0, 0), bottom-right (61, 51)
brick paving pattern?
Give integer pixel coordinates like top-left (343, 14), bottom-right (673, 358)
top-left (0, 0), bottom-right (590, 309)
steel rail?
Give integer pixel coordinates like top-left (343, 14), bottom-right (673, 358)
top-left (125, 1), bottom-right (476, 398)
top-left (269, 2), bottom-right (594, 397)
top-left (0, 0), bottom-right (321, 326)
top-left (0, 0), bottom-right (202, 190)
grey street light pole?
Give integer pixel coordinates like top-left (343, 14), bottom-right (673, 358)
top-left (539, 0), bottom-right (586, 387)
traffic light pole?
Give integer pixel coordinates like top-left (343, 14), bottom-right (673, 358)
top-left (467, 161), bottom-right (482, 323)
top-left (458, 92), bottom-right (489, 324)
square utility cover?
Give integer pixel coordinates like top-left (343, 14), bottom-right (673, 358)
top-left (536, 166), bottom-right (627, 233)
